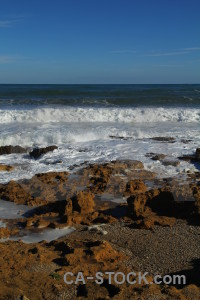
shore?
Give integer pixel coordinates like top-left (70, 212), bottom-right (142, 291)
top-left (0, 145), bottom-right (200, 299)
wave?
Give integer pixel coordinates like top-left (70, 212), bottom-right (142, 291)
top-left (0, 107), bottom-right (200, 124)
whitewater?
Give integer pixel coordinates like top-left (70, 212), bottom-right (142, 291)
top-left (0, 105), bottom-right (200, 184)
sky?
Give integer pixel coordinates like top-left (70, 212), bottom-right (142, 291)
top-left (0, 0), bottom-right (200, 84)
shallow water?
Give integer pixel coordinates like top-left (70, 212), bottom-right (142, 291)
top-left (1, 226), bottom-right (75, 243)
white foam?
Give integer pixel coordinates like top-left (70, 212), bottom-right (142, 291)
top-left (0, 107), bottom-right (200, 124)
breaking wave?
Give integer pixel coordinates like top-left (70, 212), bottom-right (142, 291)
top-left (0, 107), bottom-right (200, 124)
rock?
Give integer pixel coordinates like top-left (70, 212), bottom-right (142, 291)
top-left (0, 171), bottom-right (69, 205)
top-left (109, 135), bottom-right (132, 140)
top-left (0, 164), bottom-right (14, 171)
top-left (87, 225), bottom-right (108, 235)
top-left (0, 227), bottom-right (10, 239)
top-left (0, 180), bottom-right (33, 205)
top-left (181, 139), bottom-right (192, 144)
top-left (161, 160), bottom-right (180, 167)
top-left (70, 191), bottom-right (95, 214)
top-left (127, 189), bottom-right (160, 218)
top-left (125, 179), bottom-right (147, 195)
top-left (178, 148), bottom-right (200, 162)
top-left (151, 137), bottom-right (175, 143)
top-left (151, 154), bottom-right (166, 161)
top-left (29, 145), bottom-right (58, 159)
top-left (0, 145), bottom-right (26, 155)
top-left (137, 215), bottom-right (176, 229)
top-left (195, 148), bottom-right (200, 159)
top-left (59, 240), bottom-right (125, 268)
top-left (127, 188), bottom-right (197, 228)
top-left (178, 155), bottom-right (195, 162)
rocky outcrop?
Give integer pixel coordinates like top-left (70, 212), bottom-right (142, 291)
top-left (0, 171), bottom-right (69, 205)
top-left (125, 179), bottom-right (147, 195)
top-left (151, 154), bottom-right (166, 161)
top-left (0, 145), bottom-right (26, 155)
top-left (29, 145), bottom-right (58, 159)
top-left (127, 188), bottom-right (198, 228)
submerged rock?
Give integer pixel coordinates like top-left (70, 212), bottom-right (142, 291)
top-left (161, 160), bottom-right (180, 167)
top-left (151, 137), bottom-right (175, 143)
top-left (29, 145), bottom-right (58, 159)
top-left (151, 154), bottom-right (166, 161)
top-left (0, 145), bottom-right (26, 155)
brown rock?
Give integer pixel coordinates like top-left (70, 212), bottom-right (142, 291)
top-left (137, 215), bottom-right (176, 229)
top-left (0, 227), bottom-right (10, 238)
top-left (0, 171), bottom-right (69, 205)
top-left (0, 164), bottom-right (14, 171)
top-left (127, 189), bottom-right (160, 218)
top-left (0, 180), bottom-right (33, 205)
top-left (125, 179), bottom-right (147, 195)
top-left (127, 187), bottom-right (197, 228)
top-left (70, 191), bottom-right (95, 214)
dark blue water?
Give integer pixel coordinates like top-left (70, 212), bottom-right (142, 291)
top-left (0, 84), bottom-right (200, 107)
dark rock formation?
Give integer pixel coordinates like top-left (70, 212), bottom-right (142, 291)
top-left (29, 145), bottom-right (58, 159)
top-left (0, 145), bottom-right (26, 155)
top-left (151, 137), bottom-right (175, 143)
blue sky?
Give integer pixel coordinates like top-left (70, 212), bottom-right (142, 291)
top-left (0, 0), bottom-right (200, 84)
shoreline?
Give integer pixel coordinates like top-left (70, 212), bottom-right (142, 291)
top-left (0, 147), bottom-right (199, 299)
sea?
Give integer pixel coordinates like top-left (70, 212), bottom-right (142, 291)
top-left (0, 84), bottom-right (200, 183)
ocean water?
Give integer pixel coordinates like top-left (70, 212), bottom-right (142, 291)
top-left (0, 84), bottom-right (200, 183)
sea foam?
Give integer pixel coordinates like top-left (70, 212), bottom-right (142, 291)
top-left (0, 107), bottom-right (200, 124)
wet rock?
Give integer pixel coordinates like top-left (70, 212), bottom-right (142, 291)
top-left (181, 139), bottom-right (192, 144)
top-left (151, 154), bottom-right (166, 161)
top-left (29, 145), bottom-right (58, 159)
top-left (196, 148), bottom-right (200, 159)
top-left (161, 160), bottom-right (180, 167)
top-left (178, 147), bottom-right (200, 162)
top-left (0, 164), bottom-right (14, 171)
top-left (151, 137), bottom-right (175, 143)
top-left (0, 145), bottom-right (26, 155)
top-left (109, 135), bottom-right (132, 140)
